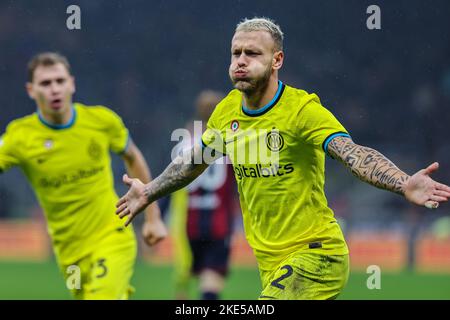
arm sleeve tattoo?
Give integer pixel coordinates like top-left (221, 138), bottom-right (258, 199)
top-left (143, 144), bottom-right (211, 202)
top-left (327, 136), bottom-right (410, 195)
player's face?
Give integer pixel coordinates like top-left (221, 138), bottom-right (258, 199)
top-left (26, 63), bottom-right (75, 119)
top-left (229, 30), bottom-right (282, 94)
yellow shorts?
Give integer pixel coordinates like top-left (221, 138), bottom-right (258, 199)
top-left (259, 252), bottom-right (349, 300)
top-left (61, 227), bottom-right (137, 300)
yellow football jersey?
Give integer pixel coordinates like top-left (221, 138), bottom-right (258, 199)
top-left (202, 81), bottom-right (350, 272)
top-left (0, 103), bottom-right (135, 265)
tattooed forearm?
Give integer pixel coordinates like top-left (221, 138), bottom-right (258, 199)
top-left (143, 145), bottom-right (208, 202)
top-left (327, 136), bottom-right (410, 195)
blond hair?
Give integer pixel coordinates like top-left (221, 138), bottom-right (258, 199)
top-left (235, 17), bottom-right (284, 51)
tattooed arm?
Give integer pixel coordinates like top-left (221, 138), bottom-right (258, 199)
top-left (327, 136), bottom-right (450, 208)
top-left (115, 144), bottom-right (211, 226)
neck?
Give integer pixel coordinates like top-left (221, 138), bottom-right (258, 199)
top-left (242, 77), bottom-right (279, 110)
top-left (39, 104), bottom-right (73, 126)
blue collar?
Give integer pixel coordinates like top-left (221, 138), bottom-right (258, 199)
top-left (242, 80), bottom-right (285, 117)
top-left (38, 104), bottom-right (76, 130)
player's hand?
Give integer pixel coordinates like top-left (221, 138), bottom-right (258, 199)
top-left (404, 162), bottom-right (450, 209)
top-left (142, 218), bottom-right (168, 247)
top-left (116, 174), bottom-right (151, 226)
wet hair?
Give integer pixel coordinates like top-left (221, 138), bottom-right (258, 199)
top-left (235, 17), bottom-right (284, 51)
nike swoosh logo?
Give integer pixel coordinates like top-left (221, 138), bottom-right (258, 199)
top-left (225, 136), bottom-right (243, 144)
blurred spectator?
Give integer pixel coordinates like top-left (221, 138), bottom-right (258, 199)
top-left (169, 90), bottom-right (240, 300)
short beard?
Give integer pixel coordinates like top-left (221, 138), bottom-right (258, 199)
top-left (230, 66), bottom-right (272, 96)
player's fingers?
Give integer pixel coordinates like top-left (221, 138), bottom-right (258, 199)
top-left (116, 203), bottom-right (128, 215)
top-left (159, 227), bottom-right (168, 238)
top-left (434, 190), bottom-right (450, 198)
top-left (429, 195), bottom-right (447, 202)
top-left (118, 208), bottom-right (130, 219)
top-left (153, 231), bottom-right (166, 245)
top-left (436, 183), bottom-right (450, 193)
top-left (124, 214), bottom-right (135, 227)
top-left (425, 201), bottom-right (439, 209)
top-left (148, 237), bottom-right (157, 246)
top-left (144, 232), bottom-right (158, 246)
top-left (122, 174), bottom-right (132, 186)
top-left (424, 162), bottom-right (439, 176)
top-left (153, 236), bottom-right (164, 245)
top-left (116, 196), bottom-right (127, 208)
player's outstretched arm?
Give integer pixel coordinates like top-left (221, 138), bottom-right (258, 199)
top-left (116, 144), bottom-right (210, 226)
top-left (327, 136), bottom-right (450, 209)
top-left (121, 141), bottom-right (168, 245)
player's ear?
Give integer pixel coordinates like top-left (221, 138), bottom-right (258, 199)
top-left (273, 51), bottom-right (283, 70)
top-left (25, 82), bottom-right (35, 99)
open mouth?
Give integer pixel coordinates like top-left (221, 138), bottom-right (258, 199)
top-left (50, 99), bottom-right (63, 109)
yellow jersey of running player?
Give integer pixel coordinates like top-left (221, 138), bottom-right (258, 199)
top-left (0, 103), bottom-right (135, 266)
top-left (202, 81), bottom-right (350, 273)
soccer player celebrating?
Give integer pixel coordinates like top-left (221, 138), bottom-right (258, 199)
top-left (116, 18), bottom-right (450, 299)
top-left (0, 52), bottom-right (167, 299)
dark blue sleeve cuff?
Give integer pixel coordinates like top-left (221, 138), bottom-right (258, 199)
top-left (322, 132), bottom-right (351, 157)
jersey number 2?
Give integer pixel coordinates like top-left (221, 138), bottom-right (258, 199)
top-left (271, 265), bottom-right (293, 290)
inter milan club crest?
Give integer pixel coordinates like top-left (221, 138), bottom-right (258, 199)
top-left (88, 139), bottom-right (102, 161)
top-left (266, 129), bottom-right (284, 152)
top-left (230, 120), bottom-right (239, 132)
top-left (44, 139), bottom-right (53, 149)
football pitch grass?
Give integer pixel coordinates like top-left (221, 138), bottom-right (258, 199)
top-left (0, 260), bottom-right (449, 300)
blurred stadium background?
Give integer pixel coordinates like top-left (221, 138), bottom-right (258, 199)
top-left (1, 0), bottom-right (450, 299)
